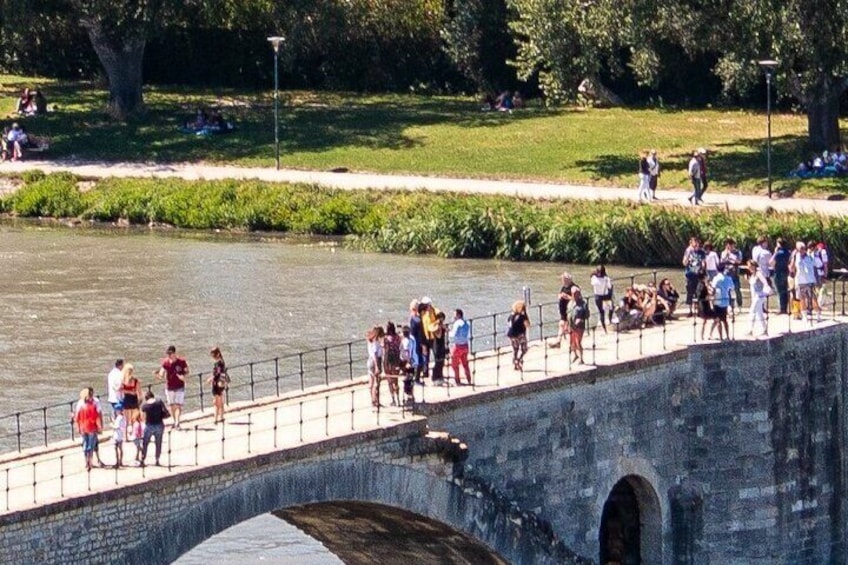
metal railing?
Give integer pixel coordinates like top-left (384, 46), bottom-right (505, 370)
top-left (0, 270), bottom-right (845, 454)
top-left (1, 270), bottom-right (847, 512)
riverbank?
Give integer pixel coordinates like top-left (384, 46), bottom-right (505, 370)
top-left (1, 170), bottom-right (843, 267)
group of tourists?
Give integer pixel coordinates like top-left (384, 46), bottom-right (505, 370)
top-left (366, 298), bottom-right (472, 408)
top-left (790, 149), bottom-right (848, 179)
top-left (14, 87), bottom-right (48, 117)
top-left (73, 345), bottom-right (228, 469)
top-left (682, 235), bottom-right (829, 339)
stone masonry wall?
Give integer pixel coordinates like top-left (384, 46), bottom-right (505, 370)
top-left (423, 324), bottom-right (848, 564)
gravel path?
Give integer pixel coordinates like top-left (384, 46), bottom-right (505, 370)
top-left (1, 158), bottom-right (843, 216)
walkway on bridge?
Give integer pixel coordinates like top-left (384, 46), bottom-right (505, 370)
top-left (0, 305), bottom-right (842, 515)
top-left (0, 159), bottom-right (843, 216)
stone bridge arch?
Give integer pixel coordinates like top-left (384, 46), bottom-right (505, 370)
top-left (599, 474), bottom-right (663, 565)
top-left (122, 458), bottom-right (587, 565)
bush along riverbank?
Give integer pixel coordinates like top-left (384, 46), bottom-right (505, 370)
top-left (0, 171), bottom-right (842, 267)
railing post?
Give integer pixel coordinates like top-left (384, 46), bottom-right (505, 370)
top-left (197, 373), bottom-right (205, 412)
top-left (323, 348), bottom-right (330, 386)
top-left (15, 413), bottom-right (21, 452)
top-left (221, 420), bottom-right (226, 461)
top-left (299, 401), bottom-right (304, 443)
top-left (273, 407), bottom-right (278, 449)
top-left (4, 467), bottom-right (8, 510)
top-left (247, 413), bottom-right (252, 455)
top-left (275, 357), bottom-right (281, 397)
top-left (42, 407), bottom-right (48, 446)
top-left (194, 425), bottom-right (199, 466)
top-left (350, 390), bottom-right (355, 431)
top-left (299, 353), bottom-right (305, 391)
top-left (325, 395), bottom-right (330, 436)
top-left (69, 401), bottom-right (76, 442)
top-left (59, 455), bottom-right (64, 499)
top-left (167, 429), bottom-right (172, 471)
top-left (249, 363), bottom-right (256, 401)
top-left (32, 461), bottom-right (36, 504)
top-left (348, 342), bottom-right (354, 380)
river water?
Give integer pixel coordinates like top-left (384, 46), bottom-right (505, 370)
top-left (0, 223), bottom-right (682, 563)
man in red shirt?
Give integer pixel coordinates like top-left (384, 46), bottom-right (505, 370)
top-left (75, 396), bottom-right (102, 471)
top-left (155, 345), bottom-right (189, 430)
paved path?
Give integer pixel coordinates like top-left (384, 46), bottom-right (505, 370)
top-left (0, 159), bottom-right (842, 216)
top-left (0, 308), bottom-right (842, 514)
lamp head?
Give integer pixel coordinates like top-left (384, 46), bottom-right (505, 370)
top-left (267, 36), bottom-right (286, 53)
top-left (758, 59), bottom-right (778, 76)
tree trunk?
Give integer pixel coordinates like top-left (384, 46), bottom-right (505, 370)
top-left (806, 86), bottom-right (842, 151)
top-left (85, 23), bottom-right (146, 119)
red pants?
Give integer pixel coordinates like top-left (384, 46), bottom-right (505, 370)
top-left (451, 344), bottom-right (471, 384)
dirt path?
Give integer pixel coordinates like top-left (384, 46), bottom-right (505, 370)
top-left (1, 158), bottom-right (842, 216)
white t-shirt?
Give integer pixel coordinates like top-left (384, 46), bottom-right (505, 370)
top-left (107, 367), bottom-right (124, 404)
top-left (705, 251), bottom-right (720, 272)
top-left (112, 414), bottom-right (126, 442)
top-left (752, 246), bottom-right (772, 276)
top-left (590, 274), bottom-right (612, 297)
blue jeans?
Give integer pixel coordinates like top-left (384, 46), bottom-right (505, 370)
top-left (141, 423), bottom-right (164, 464)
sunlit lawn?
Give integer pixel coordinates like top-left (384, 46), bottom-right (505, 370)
top-left (0, 74), bottom-right (844, 198)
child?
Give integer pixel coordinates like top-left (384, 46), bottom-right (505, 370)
top-left (128, 412), bottom-right (144, 463)
top-left (112, 404), bottom-right (126, 469)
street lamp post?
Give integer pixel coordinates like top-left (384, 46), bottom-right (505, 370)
top-left (267, 36), bottom-right (286, 170)
top-left (758, 59), bottom-right (778, 199)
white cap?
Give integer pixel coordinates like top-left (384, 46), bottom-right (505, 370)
top-left (698, 147), bottom-right (707, 155)
top-left (420, 296), bottom-right (432, 305)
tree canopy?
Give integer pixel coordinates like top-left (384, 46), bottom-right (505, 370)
top-left (508, 0), bottom-right (848, 149)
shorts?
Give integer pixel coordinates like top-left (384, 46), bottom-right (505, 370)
top-left (166, 388), bottom-right (185, 406)
top-left (82, 432), bottom-right (98, 454)
top-left (713, 305), bottom-right (728, 321)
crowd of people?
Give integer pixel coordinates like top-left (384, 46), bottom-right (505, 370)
top-left (481, 90), bottom-right (524, 112)
top-left (71, 238), bottom-right (833, 469)
top-left (366, 298), bottom-right (472, 408)
top-left (681, 235), bottom-right (829, 338)
top-left (790, 149), bottom-right (848, 178)
top-left (73, 345), bottom-right (227, 470)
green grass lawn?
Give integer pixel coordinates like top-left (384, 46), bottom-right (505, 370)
top-left (1, 74), bottom-right (844, 198)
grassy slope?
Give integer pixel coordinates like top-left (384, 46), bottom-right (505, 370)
top-left (0, 75), bottom-right (844, 198)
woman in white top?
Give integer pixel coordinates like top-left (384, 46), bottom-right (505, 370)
top-left (590, 265), bottom-right (613, 333)
top-left (703, 242), bottom-right (720, 278)
top-left (366, 326), bottom-right (384, 408)
top-left (746, 259), bottom-right (770, 337)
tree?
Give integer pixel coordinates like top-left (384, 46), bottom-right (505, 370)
top-left (70, 0), bottom-right (179, 118)
top-left (507, 0), bottom-right (848, 149)
top-left (704, 0), bottom-right (848, 150)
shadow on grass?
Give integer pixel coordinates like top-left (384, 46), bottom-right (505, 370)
top-left (0, 80), bottom-right (549, 164)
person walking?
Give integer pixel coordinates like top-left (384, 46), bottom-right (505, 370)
top-left (431, 312), bottom-right (447, 385)
top-left (647, 149), bottom-right (660, 200)
top-left (688, 151), bottom-right (703, 205)
top-left (590, 265), bottom-right (613, 333)
top-left (771, 237), bottom-right (791, 314)
top-left (449, 309), bottom-right (472, 386)
top-left (746, 259), bottom-right (771, 337)
top-left (507, 300), bottom-right (530, 371)
top-left (791, 242), bottom-right (819, 325)
top-left (682, 237), bottom-right (706, 316)
top-left (637, 150), bottom-right (652, 202)
top-left (155, 345), bottom-right (189, 430)
top-left (207, 346), bottom-right (228, 424)
top-left (119, 363), bottom-right (141, 429)
top-left (366, 326), bottom-right (384, 408)
top-left (720, 238), bottom-right (744, 309)
top-left (139, 391), bottom-right (169, 467)
top-left (382, 322), bottom-right (402, 406)
top-left (567, 288), bottom-right (590, 364)
top-left (710, 264), bottom-right (734, 340)
top-left (550, 272), bottom-right (577, 348)
top-left (75, 392), bottom-right (102, 471)
top-left (112, 404), bottom-right (126, 469)
top-left (697, 148), bottom-right (709, 199)
top-left (106, 358), bottom-right (124, 417)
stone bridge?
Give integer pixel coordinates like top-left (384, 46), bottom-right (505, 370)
top-left (0, 319), bottom-right (845, 564)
